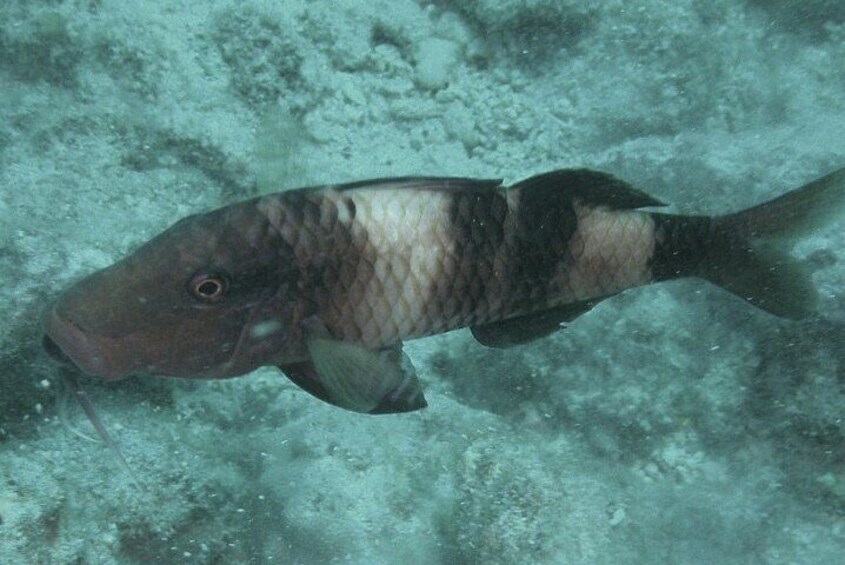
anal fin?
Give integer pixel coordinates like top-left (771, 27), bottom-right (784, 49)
top-left (471, 299), bottom-right (602, 348)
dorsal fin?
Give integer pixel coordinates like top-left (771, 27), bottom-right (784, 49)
top-left (510, 169), bottom-right (665, 210)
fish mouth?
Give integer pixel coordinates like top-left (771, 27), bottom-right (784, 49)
top-left (42, 309), bottom-right (127, 381)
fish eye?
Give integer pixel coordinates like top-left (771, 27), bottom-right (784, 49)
top-left (189, 272), bottom-right (228, 302)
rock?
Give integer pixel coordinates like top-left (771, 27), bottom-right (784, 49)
top-left (415, 38), bottom-right (461, 90)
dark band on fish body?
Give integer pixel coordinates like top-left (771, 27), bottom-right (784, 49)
top-left (510, 173), bottom-right (579, 313)
top-left (315, 195), bottom-right (373, 342)
top-left (262, 190), bottom-right (374, 342)
top-left (650, 214), bottom-right (740, 280)
top-left (446, 190), bottom-right (509, 326)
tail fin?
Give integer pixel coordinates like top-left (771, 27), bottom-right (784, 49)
top-left (653, 167), bottom-right (845, 319)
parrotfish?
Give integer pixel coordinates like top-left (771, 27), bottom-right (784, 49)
top-left (43, 168), bottom-right (845, 414)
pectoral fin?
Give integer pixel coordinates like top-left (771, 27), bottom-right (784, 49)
top-left (279, 340), bottom-right (427, 414)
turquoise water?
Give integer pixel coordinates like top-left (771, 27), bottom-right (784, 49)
top-left (1, 1), bottom-right (844, 563)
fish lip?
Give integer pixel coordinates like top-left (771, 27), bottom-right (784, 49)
top-left (43, 308), bottom-right (126, 381)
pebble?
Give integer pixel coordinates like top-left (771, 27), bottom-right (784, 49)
top-left (415, 38), bottom-right (460, 90)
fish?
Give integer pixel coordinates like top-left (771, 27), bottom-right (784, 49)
top-left (42, 167), bottom-right (845, 414)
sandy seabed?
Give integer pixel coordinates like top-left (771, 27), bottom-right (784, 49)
top-left (1, 1), bottom-right (844, 563)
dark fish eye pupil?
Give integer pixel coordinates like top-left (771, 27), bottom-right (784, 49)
top-left (197, 280), bottom-right (220, 296)
top-left (189, 273), bottom-right (227, 301)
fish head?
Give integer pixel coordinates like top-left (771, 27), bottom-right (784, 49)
top-left (43, 201), bottom-right (299, 381)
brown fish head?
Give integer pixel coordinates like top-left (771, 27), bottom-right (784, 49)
top-left (43, 201), bottom-right (301, 381)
